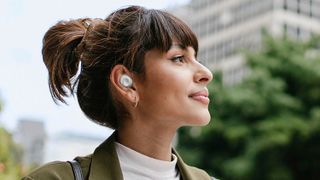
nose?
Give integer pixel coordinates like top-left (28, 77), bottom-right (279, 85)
top-left (194, 62), bottom-right (213, 85)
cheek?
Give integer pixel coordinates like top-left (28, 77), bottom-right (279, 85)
top-left (140, 66), bottom-right (190, 112)
top-left (147, 67), bottom-right (190, 98)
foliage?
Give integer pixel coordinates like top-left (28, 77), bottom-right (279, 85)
top-left (178, 34), bottom-right (320, 180)
top-left (0, 96), bottom-right (23, 179)
top-left (0, 127), bottom-right (23, 180)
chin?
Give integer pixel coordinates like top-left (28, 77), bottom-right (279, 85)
top-left (186, 112), bottom-right (211, 126)
top-left (197, 117), bottom-right (211, 126)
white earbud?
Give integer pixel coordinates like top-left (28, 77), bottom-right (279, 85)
top-left (120, 74), bottom-right (133, 88)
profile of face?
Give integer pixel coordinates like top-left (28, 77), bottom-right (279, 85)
top-left (135, 44), bottom-right (213, 129)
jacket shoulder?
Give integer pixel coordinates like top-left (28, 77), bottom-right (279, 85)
top-left (21, 161), bottom-right (73, 180)
top-left (22, 154), bottom-right (93, 180)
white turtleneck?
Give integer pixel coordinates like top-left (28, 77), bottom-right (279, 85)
top-left (115, 142), bottom-right (180, 180)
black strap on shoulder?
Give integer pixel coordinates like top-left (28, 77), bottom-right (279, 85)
top-left (68, 160), bottom-right (84, 180)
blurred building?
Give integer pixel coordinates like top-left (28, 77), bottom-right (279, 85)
top-left (44, 132), bottom-right (105, 163)
top-left (15, 119), bottom-right (46, 166)
top-left (172, 0), bottom-right (320, 85)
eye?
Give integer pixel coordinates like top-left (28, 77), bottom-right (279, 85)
top-left (170, 55), bottom-right (184, 63)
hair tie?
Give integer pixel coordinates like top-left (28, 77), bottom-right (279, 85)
top-left (77, 19), bottom-right (92, 61)
top-left (83, 19), bottom-right (91, 28)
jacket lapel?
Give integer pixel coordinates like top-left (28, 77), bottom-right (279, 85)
top-left (88, 133), bottom-right (123, 180)
top-left (173, 149), bottom-right (212, 180)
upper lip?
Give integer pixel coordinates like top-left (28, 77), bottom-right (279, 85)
top-left (189, 89), bottom-right (209, 97)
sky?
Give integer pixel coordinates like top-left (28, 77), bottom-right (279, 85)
top-left (0, 0), bottom-right (190, 138)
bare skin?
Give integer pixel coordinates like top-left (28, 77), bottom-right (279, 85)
top-left (110, 45), bottom-right (213, 161)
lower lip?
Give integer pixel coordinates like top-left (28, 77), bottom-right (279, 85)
top-left (190, 96), bottom-right (210, 105)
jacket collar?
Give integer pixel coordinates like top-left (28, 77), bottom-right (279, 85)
top-left (89, 132), bottom-right (123, 180)
top-left (174, 148), bottom-right (212, 180)
top-left (88, 132), bottom-right (211, 180)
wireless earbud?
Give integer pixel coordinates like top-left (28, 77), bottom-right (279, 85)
top-left (120, 74), bottom-right (133, 88)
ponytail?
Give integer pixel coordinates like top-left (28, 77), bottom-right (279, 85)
top-left (42, 18), bottom-right (120, 128)
top-left (42, 18), bottom-right (90, 103)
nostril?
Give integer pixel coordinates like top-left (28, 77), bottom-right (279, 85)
top-left (199, 77), bottom-right (209, 82)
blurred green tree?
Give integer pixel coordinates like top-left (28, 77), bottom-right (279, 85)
top-left (0, 96), bottom-right (23, 179)
top-left (178, 34), bottom-right (320, 180)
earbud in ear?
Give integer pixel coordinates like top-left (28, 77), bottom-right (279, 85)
top-left (120, 74), bottom-right (133, 88)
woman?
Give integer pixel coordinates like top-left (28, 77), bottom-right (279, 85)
top-left (23, 5), bottom-right (215, 180)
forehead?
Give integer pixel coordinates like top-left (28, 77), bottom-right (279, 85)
top-left (168, 44), bottom-right (196, 55)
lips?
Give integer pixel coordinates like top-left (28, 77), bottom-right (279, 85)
top-left (189, 90), bottom-right (210, 105)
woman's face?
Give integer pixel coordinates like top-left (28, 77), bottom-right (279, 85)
top-left (136, 44), bottom-right (213, 128)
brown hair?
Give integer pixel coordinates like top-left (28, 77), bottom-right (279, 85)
top-left (42, 6), bottom-right (198, 129)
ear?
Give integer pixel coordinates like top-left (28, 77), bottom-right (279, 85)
top-left (110, 65), bottom-right (138, 104)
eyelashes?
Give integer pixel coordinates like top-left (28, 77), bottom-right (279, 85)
top-left (170, 55), bottom-right (185, 63)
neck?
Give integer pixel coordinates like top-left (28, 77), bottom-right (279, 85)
top-left (116, 119), bottom-right (177, 161)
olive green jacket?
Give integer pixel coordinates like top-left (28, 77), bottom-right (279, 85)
top-left (22, 133), bottom-right (213, 180)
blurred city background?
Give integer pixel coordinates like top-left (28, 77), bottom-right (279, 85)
top-left (1, 0), bottom-right (320, 179)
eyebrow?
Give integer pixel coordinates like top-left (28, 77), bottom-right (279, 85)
top-left (169, 44), bottom-right (198, 58)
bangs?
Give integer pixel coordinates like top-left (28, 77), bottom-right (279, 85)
top-left (141, 9), bottom-right (198, 55)
top-left (106, 6), bottom-right (199, 73)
